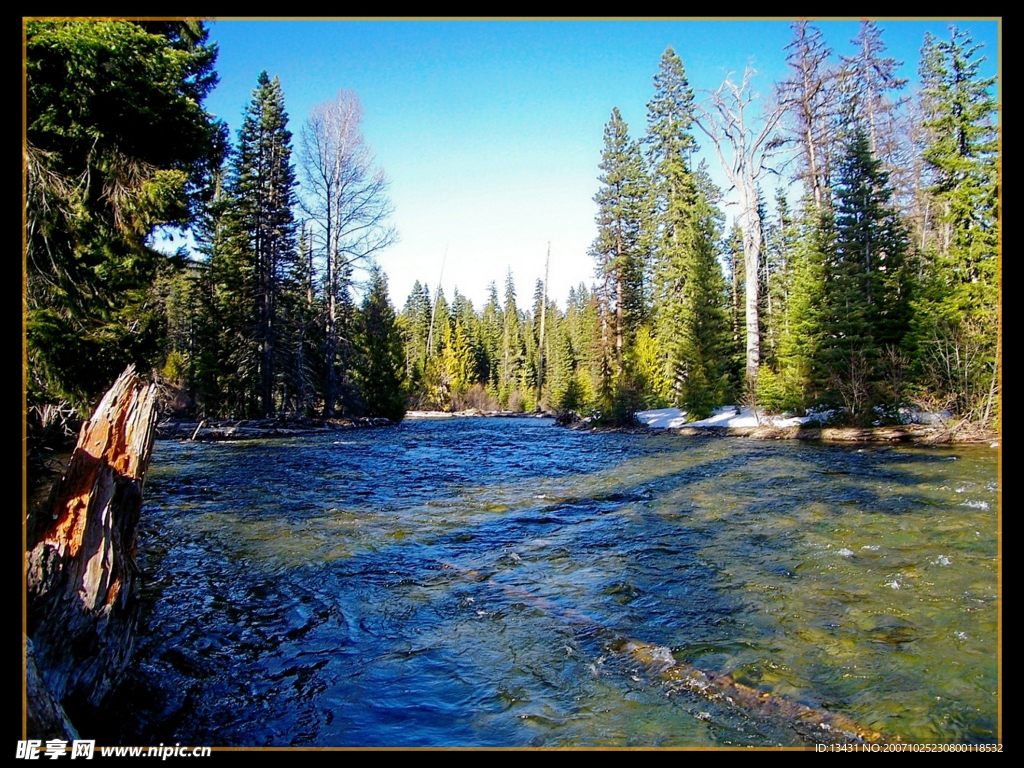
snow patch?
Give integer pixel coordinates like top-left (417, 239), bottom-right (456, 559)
top-left (404, 410), bottom-right (454, 419)
top-left (636, 405), bottom-right (811, 430)
top-left (637, 404), bottom-right (957, 430)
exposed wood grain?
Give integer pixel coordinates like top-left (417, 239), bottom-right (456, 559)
top-left (26, 367), bottom-right (158, 722)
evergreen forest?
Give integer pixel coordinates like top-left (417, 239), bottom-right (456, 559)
top-left (25, 20), bottom-right (1000, 436)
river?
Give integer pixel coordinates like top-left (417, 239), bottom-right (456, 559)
top-left (94, 418), bottom-right (999, 747)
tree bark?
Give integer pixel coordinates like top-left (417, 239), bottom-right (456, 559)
top-left (26, 367), bottom-right (159, 717)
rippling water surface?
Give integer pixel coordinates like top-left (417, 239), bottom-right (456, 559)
top-left (99, 418), bottom-right (999, 747)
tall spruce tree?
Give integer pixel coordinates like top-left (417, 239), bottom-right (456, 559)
top-left (645, 47), bottom-right (701, 409)
top-left (913, 26), bottom-right (999, 423)
top-left (590, 108), bottom-right (651, 379)
top-left (480, 281), bottom-right (503, 398)
top-left (819, 128), bottom-right (910, 418)
top-left (674, 173), bottom-right (731, 419)
top-left (401, 280), bottom-right (432, 390)
top-left (229, 71), bottom-right (299, 417)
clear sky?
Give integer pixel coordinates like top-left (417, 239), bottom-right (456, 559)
top-left (197, 18), bottom-right (1000, 311)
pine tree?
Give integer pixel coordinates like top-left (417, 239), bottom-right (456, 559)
top-left (428, 287), bottom-right (450, 361)
top-left (285, 223), bottom-right (322, 416)
top-left (230, 71), bottom-right (299, 417)
top-left (819, 128), bottom-right (910, 418)
top-left (723, 222), bottom-right (746, 390)
top-left (452, 289), bottom-right (487, 385)
top-left (499, 270), bottom-right (524, 408)
top-left (912, 26), bottom-right (999, 422)
top-left (480, 281), bottom-right (503, 398)
top-left (25, 20), bottom-right (226, 411)
top-left (645, 47), bottom-right (700, 409)
top-left (208, 197), bottom-right (260, 418)
top-left (761, 189), bottom-right (796, 368)
top-left (590, 108), bottom-right (652, 378)
top-left (918, 27), bottom-right (998, 306)
top-left (352, 265), bottom-right (406, 421)
top-left (776, 200), bottom-right (833, 409)
top-left (400, 280), bottom-right (432, 392)
top-left (673, 178), bottom-right (731, 419)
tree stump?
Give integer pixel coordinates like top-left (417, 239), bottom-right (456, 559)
top-left (26, 366), bottom-right (159, 724)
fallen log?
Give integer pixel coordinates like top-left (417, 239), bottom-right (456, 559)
top-left (441, 560), bottom-right (888, 745)
top-left (621, 639), bottom-right (885, 744)
top-left (26, 367), bottom-right (159, 727)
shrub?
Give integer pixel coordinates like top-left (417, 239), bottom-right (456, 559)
top-left (755, 364), bottom-right (802, 415)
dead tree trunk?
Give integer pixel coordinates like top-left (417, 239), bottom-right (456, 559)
top-left (26, 366), bottom-right (159, 722)
top-left (696, 67), bottom-right (784, 392)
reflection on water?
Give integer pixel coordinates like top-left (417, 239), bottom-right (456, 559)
top-left (96, 419), bottom-right (998, 746)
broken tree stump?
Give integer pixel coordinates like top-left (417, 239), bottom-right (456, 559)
top-left (26, 366), bottom-right (159, 724)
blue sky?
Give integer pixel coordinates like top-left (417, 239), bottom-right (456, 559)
top-left (198, 18), bottom-right (1000, 311)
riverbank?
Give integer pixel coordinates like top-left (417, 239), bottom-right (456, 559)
top-left (156, 415), bottom-right (396, 441)
top-left (156, 410), bottom-right (556, 441)
top-left (153, 405), bottom-right (997, 446)
top-left (633, 406), bottom-right (999, 446)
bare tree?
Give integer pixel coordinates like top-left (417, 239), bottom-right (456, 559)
top-left (776, 21), bottom-right (837, 208)
top-left (695, 66), bottom-right (784, 391)
top-left (299, 90), bottom-right (398, 416)
top-left (839, 21), bottom-right (907, 166)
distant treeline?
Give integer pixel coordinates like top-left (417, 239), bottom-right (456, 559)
top-left (26, 21), bottom-right (998, 431)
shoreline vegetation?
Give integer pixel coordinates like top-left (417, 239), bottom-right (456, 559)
top-left (26, 22), bottom-right (1000, 457)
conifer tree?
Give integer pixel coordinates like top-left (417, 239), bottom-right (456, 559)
top-left (912, 26), bottom-right (999, 422)
top-left (230, 71), bottom-right (299, 417)
top-left (207, 195), bottom-right (260, 418)
top-left (499, 270), bottom-right (525, 407)
top-left (401, 281), bottom-right (432, 390)
top-left (773, 200), bottom-right (833, 410)
top-left (761, 189), bottom-right (795, 368)
top-left (428, 287), bottom-right (450, 360)
top-left (673, 178), bottom-right (731, 419)
top-left (817, 129), bottom-right (910, 418)
top-left (26, 20), bottom-right (226, 410)
top-left (590, 108), bottom-right (651, 378)
top-left (452, 289), bottom-right (488, 385)
top-left (285, 223), bottom-right (322, 416)
top-left (480, 281), bottom-right (504, 398)
top-left (352, 265), bottom-right (406, 421)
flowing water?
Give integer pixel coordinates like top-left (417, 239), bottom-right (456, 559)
top-left (97, 418), bottom-right (999, 747)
